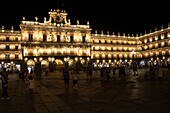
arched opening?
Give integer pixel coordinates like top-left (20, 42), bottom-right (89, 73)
top-left (55, 59), bottom-right (64, 69)
top-left (27, 59), bottom-right (35, 73)
top-left (41, 60), bottom-right (49, 72)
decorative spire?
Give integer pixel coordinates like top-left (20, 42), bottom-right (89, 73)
top-left (101, 31), bottom-right (103, 35)
top-left (87, 21), bottom-right (89, 25)
top-left (2, 25), bottom-right (4, 32)
top-left (11, 26), bottom-right (13, 33)
top-left (123, 33), bottom-right (125, 37)
top-left (77, 20), bottom-right (79, 25)
top-left (2, 25), bottom-right (4, 30)
top-left (23, 16), bottom-right (25, 21)
top-left (161, 25), bottom-right (163, 30)
top-left (35, 17), bottom-right (38, 22)
top-left (95, 30), bottom-right (97, 34)
top-left (107, 31), bottom-right (109, 35)
top-left (44, 17), bottom-right (47, 22)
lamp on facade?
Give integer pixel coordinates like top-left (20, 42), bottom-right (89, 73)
top-left (39, 57), bottom-right (43, 61)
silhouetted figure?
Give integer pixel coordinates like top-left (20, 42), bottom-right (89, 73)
top-left (100, 68), bottom-right (104, 81)
top-left (89, 68), bottom-right (93, 80)
top-left (113, 67), bottom-right (115, 76)
top-left (1, 69), bottom-right (10, 100)
top-left (62, 68), bottom-right (70, 90)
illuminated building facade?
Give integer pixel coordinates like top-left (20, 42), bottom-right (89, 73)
top-left (91, 31), bottom-right (141, 67)
top-left (0, 9), bottom-right (91, 72)
top-left (0, 27), bottom-right (22, 71)
top-left (0, 9), bottom-right (169, 71)
top-left (91, 25), bottom-right (170, 68)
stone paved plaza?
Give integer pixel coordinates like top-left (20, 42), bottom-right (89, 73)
top-left (0, 69), bottom-right (170, 113)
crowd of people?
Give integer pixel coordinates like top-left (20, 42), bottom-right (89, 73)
top-left (145, 66), bottom-right (163, 80)
top-left (0, 65), bottom-right (167, 100)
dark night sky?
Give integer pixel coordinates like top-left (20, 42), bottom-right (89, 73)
top-left (0, 0), bottom-right (169, 35)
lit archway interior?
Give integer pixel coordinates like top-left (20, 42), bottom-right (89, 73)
top-left (41, 60), bottom-right (49, 67)
top-left (55, 59), bottom-right (64, 68)
top-left (27, 59), bottom-right (35, 66)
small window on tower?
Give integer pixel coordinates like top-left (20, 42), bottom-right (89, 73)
top-left (51, 18), bottom-right (55, 23)
top-left (57, 16), bottom-right (60, 21)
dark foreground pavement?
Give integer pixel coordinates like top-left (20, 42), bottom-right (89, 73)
top-left (0, 69), bottom-right (170, 113)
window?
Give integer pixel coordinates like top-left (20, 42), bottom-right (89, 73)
top-left (70, 35), bottom-right (73, 43)
top-left (15, 46), bottom-right (18, 50)
top-left (82, 36), bottom-right (86, 43)
top-left (15, 37), bottom-right (18, 41)
top-left (29, 33), bottom-right (33, 41)
top-left (111, 41), bottom-right (113, 44)
top-left (6, 45), bottom-right (9, 50)
top-left (57, 35), bottom-right (60, 42)
top-left (6, 55), bottom-right (9, 59)
top-left (43, 34), bottom-right (47, 41)
top-left (57, 16), bottom-right (60, 21)
top-left (6, 37), bottom-right (9, 41)
top-left (15, 55), bottom-right (19, 59)
top-left (51, 18), bottom-right (55, 23)
top-left (158, 35), bottom-right (161, 40)
top-left (165, 33), bottom-right (168, 39)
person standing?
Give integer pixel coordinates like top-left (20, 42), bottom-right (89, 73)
top-left (122, 66), bottom-right (126, 80)
top-left (62, 68), bottom-right (70, 90)
top-left (24, 69), bottom-right (29, 88)
top-left (1, 69), bottom-right (10, 100)
top-left (100, 68), bottom-right (104, 81)
top-left (28, 71), bottom-right (34, 94)
top-left (93, 67), bottom-right (98, 79)
top-left (106, 68), bottom-right (110, 80)
top-left (158, 68), bottom-right (163, 80)
top-left (89, 68), bottom-right (93, 80)
top-left (86, 68), bottom-right (89, 80)
top-left (112, 67), bottom-right (116, 76)
top-left (72, 70), bottom-right (79, 89)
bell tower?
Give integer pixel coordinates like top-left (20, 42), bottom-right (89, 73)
top-left (48, 9), bottom-right (68, 24)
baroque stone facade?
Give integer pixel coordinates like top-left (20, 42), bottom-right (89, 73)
top-left (0, 9), bottom-right (169, 72)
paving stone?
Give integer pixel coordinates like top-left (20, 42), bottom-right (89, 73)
top-left (0, 69), bottom-right (170, 113)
